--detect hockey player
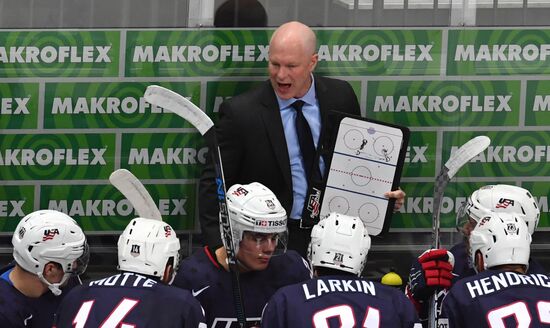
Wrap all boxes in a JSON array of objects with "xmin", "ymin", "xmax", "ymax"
[
  {"xmin": 0, "ymin": 209, "xmax": 89, "ymax": 328},
  {"xmin": 54, "ymin": 217, "xmax": 206, "ymax": 328},
  {"xmin": 451, "ymin": 184, "xmax": 542, "ymax": 279},
  {"xmin": 261, "ymin": 212, "xmax": 421, "ymax": 328},
  {"xmin": 440, "ymin": 211, "xmax": 549, "ymax": 327},
  {"xmin": 173, "ymin": 182, "xmax": 312, "ymax": 327},
  {"xmin": 406, "ymin": 184, "xmax": 544, "ymax": 322}
]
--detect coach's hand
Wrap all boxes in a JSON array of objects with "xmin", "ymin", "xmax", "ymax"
[
  {"xmin": 384, "ymin": 187, "xmax": 406, "ymax": 211},
  {"xmin": 406, "ymin": 249, "xmax": 454, "ymax": 304}
]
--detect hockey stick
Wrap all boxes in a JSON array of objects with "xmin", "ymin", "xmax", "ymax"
[
  {"xmin": 428, "ymin": 135, "xmax": 490, "ymax": 328},
  {"xmin": 144, "ymin": 85, "xmax": 247, "ymax": 328},
  {"xmin": 431, "ymin": 135, "xmax": 490, "ymax": 249},
  {"xmin": 109, "ymin": 169, "xmax": 163, "ymax": 221}
]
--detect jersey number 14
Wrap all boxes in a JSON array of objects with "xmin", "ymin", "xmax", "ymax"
[{"xmin": 73, "ymin": 298, "xmax": 139, "ymax": 328}]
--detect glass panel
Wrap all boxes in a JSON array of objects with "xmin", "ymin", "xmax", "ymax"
[
  {"xmin": 333, "ymin": 0, "xmax": 374, "ymax": 9},
  {"xmin": 1, "ymin": 0, "xmax": 549, "ymax": 285},
  {"xmin": 384, "ymin": 0, "xmax": 405, "ymax": 9},
  {"xmin": 409, "ymin": 0, "xmax": 435, "ymax": 9},
  {"xmin": 528, "ymin": 0, "xmax": 550, "ymax": 7},
  {"xmin": 498, "ymin": 0, "xmax": 523, "ymax": 7}
]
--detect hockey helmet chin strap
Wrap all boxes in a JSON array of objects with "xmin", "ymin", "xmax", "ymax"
[{"xmin": 37, "ymin": 271, "xmax": 72, "ymax": 296}]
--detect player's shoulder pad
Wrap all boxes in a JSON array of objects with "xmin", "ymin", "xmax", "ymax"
[
  {"xmin": 276, "ymin": 250, "xmax": 312, "ymax": 275},
  {"xmin": 177, "ymin": 249, "xmax": 211, "ymax": 276},
  {"xmin": 446, "ymin": 269, "xmax": 490, "ymax": 297},
  {"xmin": 367, "ymin": 280, "xmax": 410, "ymax": 301},
  {"xmin": 58, "ymin": 283, "xmax": 89, "ymax": 304},
  {"xmin": 174, "ymin": 249, "xmax": 220, "ymax": 288},
  {"xmin": 156, "ymin": 283, "xmax": 198, "ymax": 302}
]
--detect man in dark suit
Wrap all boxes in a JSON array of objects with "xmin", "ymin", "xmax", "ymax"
[{"xmin": 199, "ymin": 21, "xmax": 405, "ymax": 258}]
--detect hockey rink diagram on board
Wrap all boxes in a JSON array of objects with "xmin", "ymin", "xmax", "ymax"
[{"xmin": 320, "ymin": 117, "xmax": 406, "ymax": 235}]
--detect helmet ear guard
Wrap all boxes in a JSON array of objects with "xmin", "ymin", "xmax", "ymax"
[
  {"xmin": 457, "ymin": 184, "xmax": 540, "ymax": 235},
  {"xmin": 224, "ymin": 182, "xmax": 288, "ymax": 256},
  {"xmin": 118, "ymin": 218, "xmax": 180, "ymax": 279},
  {"xmin": 308, "ymin": 212, "xmax": 371, "ymax": 276},
  {"xmin": 469, "ymin": 212, "xmax": 531, "ymax": 272},
  {"xmin": 12, "ymin": 210, "xmax": 88, "ymax": 295}
]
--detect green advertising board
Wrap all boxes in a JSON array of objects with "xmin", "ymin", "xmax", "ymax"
[
  {"xmin": 0, "ymin": 83, "xmax": 39, "ymax": 129},
  {"xmin": 525, "ymin": 80, "xmax": 550, "ymax": 126},
  {"xmin": 443, "ymin": 130, "xmax": 550, "ymax": 178},
  {"xmin": 447, "ymin": 29, "xmax": 550, "ymax": 75},
  {"xmin": 0, "ymin": 133, "xmax": 115, "ymax": 180},
  {"xmin": 44, "ymin": 82, "xmax": 200, "ymax": 129},
  {"xmin": 1, "ymin": 27, "xmax": 550, "ymax": 234},
  {"xmin": 40, "ymin": 183, "xmax": 197, "ymax": 231},
  {"xmin": 0, "ymin": 186, "xmax": 34, "ymax": 231},
  {"xmin": 0, "ymin": 31, "xmax": 119, "ymax": 77},
  {"xmin": 366, "ymin": 80, "xmax": 520, "ymax": 127},
  {"xmin": 126, "ymin": 29, "xmax": 442, "ymax": 77},
  {"xmin": 120, "ymin": 132, "xmax": 207, "ymax": 180}
]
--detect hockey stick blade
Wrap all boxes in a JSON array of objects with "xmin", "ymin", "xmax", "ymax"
[
  {"xmin": 144, "ymin": 85, "xmax": 213, "ymax": 136},
  {"xmin": 109, "ymin": 169, "xmax": 163, "ymax": 221},
  {"xmin": 444, "ymin": 135, "xmax": 491, "ymax": 179}
]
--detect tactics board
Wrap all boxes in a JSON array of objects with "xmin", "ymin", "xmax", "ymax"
[{"xmin": 319, "ymin": 116, "xmax": 409, "ymax": 235}]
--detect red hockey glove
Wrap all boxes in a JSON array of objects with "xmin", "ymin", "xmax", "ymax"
[{"xmin": 407, "ymin": 249, "xmax": 455, "ymax": 305}]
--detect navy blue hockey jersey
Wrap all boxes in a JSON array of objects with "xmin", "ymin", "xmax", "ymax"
[
  {"xmin": 441, "ymin": 269, "xmax": 550, "ymax": 327},
  {"xmin": 414, "ymin": 243, "xmax": 547, "ymax": 327},
  {"xmin": 173, "ymin": 247, "xmax": 311, "ymax": 328},
  {"xmin": 0, "ymin": 277, "xmax": 36, "ymax": 328},
  {"xmin": 262, "ymin": 275, "xmax": 422, "ymax": 328},
  {"xmin": 0, "ymin": 263, "xmax": 79, "ymax": 328},
  {"xmin": 54, "ymin": 272, "xmax": 206, "ymax": 328}
]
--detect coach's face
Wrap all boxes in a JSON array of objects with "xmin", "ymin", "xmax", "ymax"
[{"xmin": 268, "ymin": 38, "xmax": 317, "ymax": 100}]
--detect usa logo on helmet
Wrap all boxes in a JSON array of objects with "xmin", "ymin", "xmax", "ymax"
[
  {"xmin": 43, "ymin": 229, "xmax": 59, "ymax": 241},
  {"xmin": 496, "ymin": 198, "xmax": 515, "ymax": 209},
  {"xmin": 478, "ymin": 216, "xmax": 491, "ymax": 227},
  {"xmin": 232, "ymin": 187, "xmax": 249, "ymax": 197}
]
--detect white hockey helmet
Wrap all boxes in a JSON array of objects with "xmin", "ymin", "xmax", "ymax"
[
  {"xmin": 308, "ymin": 212, "xmax": 371, "ymax": 276},
  {"xmin": 118, "ymin": 217, "xmax": 180, "ymax": 279},
  {"xmin": 12, "ymin": 209, "xmax": 88, "ymax": 296},
  {"xmin": 469, "ymin": 212, "xmax": 531, "ymax": 272},
  {"xmin": 225, "ymin": 182, "xmax": 288, "ymax": 256},
  {"xmin": 459, "ymin": 184, "xmax": 540, "ymax": 235}
]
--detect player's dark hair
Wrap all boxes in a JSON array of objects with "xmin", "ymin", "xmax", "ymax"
[
  {"xmin": 166, "ymin": 256, "xmax": 174, "ymax": 269},
  {"xmin": 315, "ymin": 266, "xmax": 356, "ymax": 277}
]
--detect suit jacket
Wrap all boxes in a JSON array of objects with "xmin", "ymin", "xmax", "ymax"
[{"xmin": 198, "ymin": 75, "xmax": 361, "ymax": 248}]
